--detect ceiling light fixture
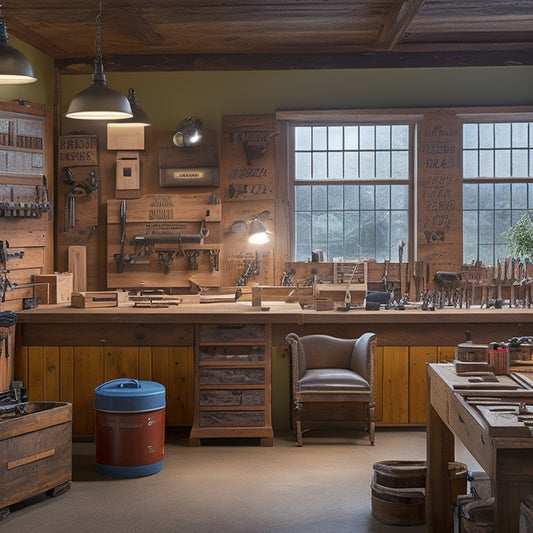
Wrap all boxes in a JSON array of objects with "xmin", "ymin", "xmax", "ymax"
[
  {"xmin": 65, "ymin": 0, "xmax": 132, "ymax": 120},
  {"xmin": 0, "ymin": 5, "xmax": 36, "ymax": 84},
  {"xmin": 173, "ymin": 117, "xmax": 203, "ymax": 148},
  {"xmin": 109, "ymin": 88, "xmax": 151, "ymax": 126}
]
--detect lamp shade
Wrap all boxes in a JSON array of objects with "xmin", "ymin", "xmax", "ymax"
[
  {"xmin": 248, "ymin": 219, "xmax": 270, "ymax": 245},
  {"xmin": 66, "ymin": 62, "xmax": 133, "ymax": 120},
  {"xmin": 0, "ymin": 8, "xmax": 36, "ymax": 84},
  {"xmin": 114, "ymin": 87, "xmax": 150, "ymax": 126}
]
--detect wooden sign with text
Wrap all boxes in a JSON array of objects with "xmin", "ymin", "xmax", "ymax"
[{"xmin": 417, "ymin": 111, "xmax": 462, "ymax": 269}]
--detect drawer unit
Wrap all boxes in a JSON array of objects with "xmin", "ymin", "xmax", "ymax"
[{"xmin": 190, "ymin": 323, "xmax": 273, "ymax": 446}]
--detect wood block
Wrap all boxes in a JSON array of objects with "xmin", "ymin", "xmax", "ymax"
[
  {"xmin": 34, "ymin": 273, "xmax": 73, "ymax": 304},
  {"xmin": 68, "ymin": 245, "xmax": 87, "ymax": 293}
]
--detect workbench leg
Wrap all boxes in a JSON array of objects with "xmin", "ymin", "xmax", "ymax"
[{"xmin": 426, "ymin": 381, "xmax": 455, "ymax": 532}]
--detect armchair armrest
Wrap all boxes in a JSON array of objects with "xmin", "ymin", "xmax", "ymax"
[{"xmin": 350, "ymin": 332, "xmax": 377, "ymax": 386}]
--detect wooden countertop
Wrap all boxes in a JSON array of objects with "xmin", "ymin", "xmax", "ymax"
[{"xmin": 16, "ymin": 301, "xmax": 533, "ymax": 325}]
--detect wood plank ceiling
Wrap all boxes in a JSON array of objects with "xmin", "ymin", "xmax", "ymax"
[{"xmin": 4, "ymin": 0, "xmax": 533, "ymax": 72}]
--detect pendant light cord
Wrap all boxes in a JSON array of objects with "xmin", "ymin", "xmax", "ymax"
[
  {"xmin": 92, "ymin": 0, "xmax": 106, "ymax": 83},
  {"xmin": 95, "ymin": 0, "xmax": 102, "ymax": 63}
]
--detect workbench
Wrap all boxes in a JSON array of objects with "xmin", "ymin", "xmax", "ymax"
[
  {"xmin": 13, "ymin": 304, "xmax": 533, "ymax": 436},
  {"xmin": 426, "ymin": 363, "xmax": 533, "ymax": 533}
]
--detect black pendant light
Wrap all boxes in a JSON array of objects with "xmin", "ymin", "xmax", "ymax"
[
  {"xmin": 0, "ymin": 5, "xmax": 36, "ymax": 84},
  {"xmin": 111, "ymin": 88, "xmax": 151, "ymax": 126},
  {"xmin": 66, "ymin": 0, "xmax": 132, "ymax": 120}
]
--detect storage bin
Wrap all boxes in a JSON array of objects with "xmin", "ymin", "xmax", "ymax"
[{"xmin": 94, "ymin": 378, "xmax": 165, "ymax": 478}]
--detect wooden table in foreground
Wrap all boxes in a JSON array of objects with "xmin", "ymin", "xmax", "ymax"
[{"xmin": 426, "ymin": 363, "xmax": 533, "ymax": 532}]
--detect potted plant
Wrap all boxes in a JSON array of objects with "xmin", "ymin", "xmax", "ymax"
[{"xmin": 504, "ymin": 213, "xmax": 533, "ymax": 260}]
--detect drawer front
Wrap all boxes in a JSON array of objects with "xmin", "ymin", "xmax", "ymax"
[
  {"xmin": 199, "ymin": 410, "xmax": 265, "ymax": 427},
  {"xmin": 200, "ymin": 389, "xmax": 264, "ymax": 407},
  {"xmin": 199, "ymin": 324, "xmax": 265, "ymax": 342},
  {"xmin": 199, "ymin": 345, "xmax": 265, "ymax": 362},
  {"xmin": 200, "ymin": 368, "xmax": 265, "ymax": 385}
]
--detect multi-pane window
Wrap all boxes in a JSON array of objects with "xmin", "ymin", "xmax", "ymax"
[
  {"xmin": 463, "ymin": 122, "xmax": 533, "ymax": 265},
  {"xmin": 292, "ymin": 124, "xmax": 410, "ymax": 262}
]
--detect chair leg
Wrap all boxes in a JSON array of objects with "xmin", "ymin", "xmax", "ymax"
[
  {"xmin": 296, "ymin": 420, "xmax": 304, "ymax": 446},
  {"xmin": 368, "ymin": 404, "xmax": 375, "ymax": 445}
]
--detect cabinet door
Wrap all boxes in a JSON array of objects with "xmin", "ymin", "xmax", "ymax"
[
  {"xmin": 409, "ymin": 346, "xmax": 438, "ymax": 424},
  {"xmin": 381, "ymin": 346, "xmax": 409, "ymax": 424}
]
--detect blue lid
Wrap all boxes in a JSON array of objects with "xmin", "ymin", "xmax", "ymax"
[{"xmin": 95, "ymin": 379, "xmax": 166, "ymax": 412}]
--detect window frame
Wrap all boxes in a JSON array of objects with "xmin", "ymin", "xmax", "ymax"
[
  {"xmin": 460, "ymin": 113, "xmax": 533, "ymax": 265},
  {"xmin": 284, "ymin": 113, "xmax": 419, "ymax": 263}
]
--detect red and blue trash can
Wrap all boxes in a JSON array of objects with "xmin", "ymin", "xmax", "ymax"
[{"xmin": 94, "ymin": 378, "xmax": 166, "ymax": 478}]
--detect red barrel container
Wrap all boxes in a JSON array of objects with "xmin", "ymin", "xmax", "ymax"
[{"xmin": 94, "ymin": 378, "xmax": 166, "ymax": 478}]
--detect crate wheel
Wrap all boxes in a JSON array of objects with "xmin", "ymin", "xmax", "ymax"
[{"xmin": 0, "ymin": 507, "xmax": 10, "ymax": 521}]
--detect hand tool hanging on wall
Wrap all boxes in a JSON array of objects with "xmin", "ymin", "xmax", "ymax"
[
  {"xmin": 113, "ymin": 200, "xmax": 132, "ymax": 273},
  {"xmin": 63, "ymin": 167, "xmax": 98, "ymax": 231},
  {"xmin": 0, "ymin": 241, "xmax": 21, "ymax": 303},
  {"xmin": 0, "ymin": 176, "xmax": 52, "ymax": 218}
]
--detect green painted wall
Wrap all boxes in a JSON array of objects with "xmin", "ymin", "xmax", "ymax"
[
  {"xmin": 0, "ymin": 36, "xmax": 54, "ymax": 105},
  {"xmin": 61, "ymin": 66, "xmax": 533, "ymax": 133}
]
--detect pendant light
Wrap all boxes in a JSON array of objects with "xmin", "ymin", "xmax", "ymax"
[
  {"xmin": 66, "ymin": 0, "xmax": 132, "ymax": 120},
  {"xmin": 0, "ymin": 5, "xmax": 36, "ymax": 84},
  {"xmin": 110, "ymin": 88, "xmax": 150, "ymax": 126}
]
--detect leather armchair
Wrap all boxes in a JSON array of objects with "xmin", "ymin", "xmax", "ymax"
[{"xmin": 286, "ymin": 332, "xmax": 377, "ymax": 446}]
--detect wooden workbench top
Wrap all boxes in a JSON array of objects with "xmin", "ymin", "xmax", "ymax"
[{"xmin": 16, "ymin": 302, "xmax": 533, "ymax": 325}]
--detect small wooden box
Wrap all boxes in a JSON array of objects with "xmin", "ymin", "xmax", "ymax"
[
  {"xmin": 0, "ymin": 402, "xmax": 72, "ymax": 510},
  {"xmin": 34, "ymin": 273, "xmax": 73, "ymax": 304},
  {"xmin": 71, "ymin": 291, "xmax": 119, "ymax": 308}
]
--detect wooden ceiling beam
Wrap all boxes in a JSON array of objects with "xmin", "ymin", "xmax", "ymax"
[
  {"xmin": 376, "ymin": 0, "xmax": 428, "ymax": 51},
  {"xmin": 56, "ymin": 49, "xmax": 533, "ymax": 74}
]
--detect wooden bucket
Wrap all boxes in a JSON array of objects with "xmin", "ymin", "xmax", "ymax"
[
  {"xmin": 371, "ymin": 478, "xmax": 425, "ymax": 525},
  {"xmin": 371, "ymin": 460, "xmax": 468, "ymax": 526}
]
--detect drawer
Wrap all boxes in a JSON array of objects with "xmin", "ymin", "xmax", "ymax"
[
  {"xmin": 200, "ymin": 368, "xmax": 265, "ymax": 386},
  {"xmin": 200, "ymin": 389, "xmax": 264, "ymax": 407},
  {"xmin": 199, "ymin": 324, "xmax": 265, "ymax": 343},
  {"xmin": 199, "ymin": 410, "xmax": 265, "ymax": 427},
  {"xmin": 199, "ymin": 345, "xmax": 265, "ymax": 362}
]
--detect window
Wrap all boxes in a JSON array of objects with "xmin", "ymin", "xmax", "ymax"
[
  {"xmin": 291, "ymin": 123, "xmax": 411, "ymax": 262},
  {"xmin": 463, "ymin": 122, "xmax": 533, "ymax": 265}
]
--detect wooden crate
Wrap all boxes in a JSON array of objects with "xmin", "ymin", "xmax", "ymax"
[
  {"xmin": 34, "ymin": 273, "xmax": 73, "ymax": 304},
  {"xmin": 0, "ymin": 402, "xmax": 72, "ymax": 511}
]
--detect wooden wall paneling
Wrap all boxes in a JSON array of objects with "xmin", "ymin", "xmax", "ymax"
[
  {"xmin": 14, "ymin": 342, "xmax": 28, "ymax": 390},
  {"xmin": 271, "ymin": 345, "xmax": 291, "ymax": 431},
  {"xmin": 73, "ymin": 346, "xmax": 103, "ymax": 436},
  {"xmin": 152, "ymin": 346, "xmax": 171, "ymax": 420},
  {"xmin": 375, "ymin": 346, "xmax": 384, "ymax": 423},
  {"xmin": 220, "ymin": 200, "xmax": 275, "ymax": 286},
  {"xmin": 381, "ymin": 346, "xmax": 409, "ymax": 424},
  {"xmin": 59, "ymin": 346, "xmax": 74, "ymax": 404},
  {"xmin": 43, "ymin": 346, "xmax": 60, "ymax": 401},
  {"xmin": 55, "ymin": 135, "xmax": 99, "ymax": 290},
  {"xmin": 408, "ymin": 346, "xmax": 438, "ymax": 424},
  {"xmin": 438, "ymin": 346, "xmax": 456, "ymax": 363},
  {"xmin": 167, "ymin": 346, "xmax": 194, "ymax": 426},
  {"xmin": 417, "ymin": 111, "xmax": 463, "ymax": 272},
  {"xmin": 138, "ymin": 346, "xmax": 152, "ymax": 381},
  {"xmin": 28, "ymin": 346, "xmax": 44, "ymax": 400},
  {"xmin": 219, "ymin": 115, "xmax": 278, "ymax": 286},
  {"xmin": 103, "ymin": 346, "xmax": 140, "ymax": 381}
]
